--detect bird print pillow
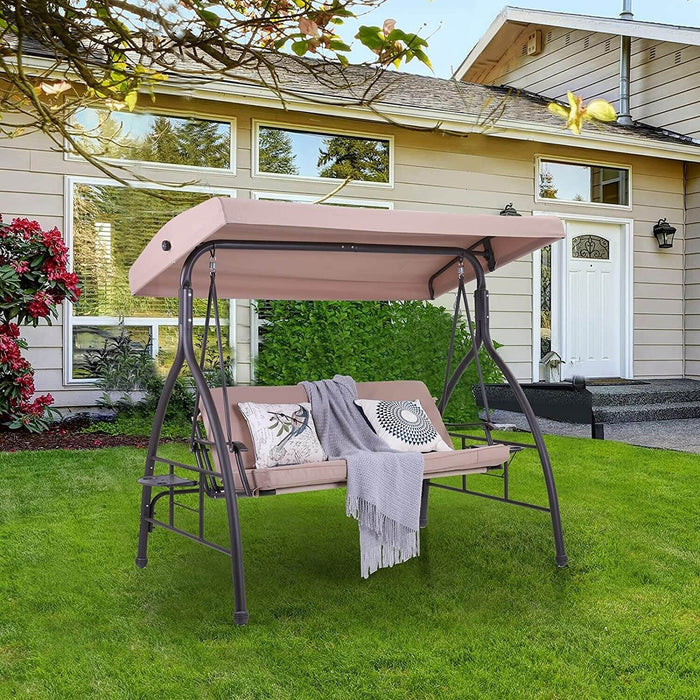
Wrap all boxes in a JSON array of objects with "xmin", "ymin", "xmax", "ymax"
[
  {"xmin": 237, "ymin": 402, "xmax": 328, "ymax": 468},
  {"xmin": 354, "ymin": 399, "xmax": 452, "ymax": 453}
]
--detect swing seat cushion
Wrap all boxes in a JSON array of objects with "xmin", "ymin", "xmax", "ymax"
[
  {"xmin": 248, "ymin": 443, "xmax": 509, "ymax": 492},
  {"xmin": 203, "ymin": 381, "xmax": 510, "ymax": 494}
]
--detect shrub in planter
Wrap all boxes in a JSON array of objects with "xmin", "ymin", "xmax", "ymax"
[{"xmin": 0, "ymin": 216, "xmax": 81, "ymax": 431}]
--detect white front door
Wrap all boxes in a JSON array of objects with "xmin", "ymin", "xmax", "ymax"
[{"xmin": 563, "ymin": 220, "xmax": 623, "ymax": 378}]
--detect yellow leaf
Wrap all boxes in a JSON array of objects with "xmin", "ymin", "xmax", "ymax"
[
  {"xmin": 124, "ymin": 90, "xmax": 138, "ymax": 112},
  {"xmin": 566, "ymin": 91, "xmax": 578, "ymax": 112},
  {"xmin": 585, "ymin": 99, "xmax": 617, "ymax": 122},
  {"xmin": 548, "ymin": 103, "xmax": 569, "ymax": 118}
]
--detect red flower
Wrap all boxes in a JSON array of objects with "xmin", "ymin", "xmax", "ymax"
[
  {"xmin": 27, "ymin": 291, "xmax": 52, "ymax": 319},
  {"xmin": 1, "ymin": 216, "xmax": 78, "ymax": 430},
  {"xmin": 0, "ymin": 323, "xmax": 20, "ymax": 338}
]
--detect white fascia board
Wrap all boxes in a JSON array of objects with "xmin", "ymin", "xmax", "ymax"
[{"xmin": 452, "ymin": 7, "xmax": 510, "ymax": 81}]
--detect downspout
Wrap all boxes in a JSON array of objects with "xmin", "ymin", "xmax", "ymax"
[{"xmin": 618, "ymin": 0, "xmax": 634, "ymax": 125}]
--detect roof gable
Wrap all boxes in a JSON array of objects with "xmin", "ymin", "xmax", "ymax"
[{"xmin": 455, "ymin": 6, "xmax": 700, "ymax": 82}]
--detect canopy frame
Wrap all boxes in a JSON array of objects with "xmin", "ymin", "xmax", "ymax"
[{"xmin": 135, "ymin": 237, "xmax": 568, "ymax": 627}]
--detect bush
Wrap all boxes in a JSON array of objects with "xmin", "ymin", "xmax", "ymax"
[
  {"xmin": 254, "ymin": 300, "xmax": 503, "ymax": 423},
  {"xmin": 0, "ymin": 216, "xmax": 81, "ymax": 431},
  {"xmin": 87, "ymin": 326, "xmax": 195, "ymax": 427},
  {"xmin": 86, "ymin": 324, "xmax": 235, "ymax": 435}
]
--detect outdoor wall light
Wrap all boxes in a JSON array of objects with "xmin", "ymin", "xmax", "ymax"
[
  {"xmin": 653, "ymin": 218, "xmax": 676, "ymax": 249},
  {"xmin": 499, "ymin": 203, "xmax": 521, "ymax": 216}
]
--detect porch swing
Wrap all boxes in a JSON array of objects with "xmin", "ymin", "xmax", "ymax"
[{"xmin": 129, "ymin": 197, "xmax": 568, "ymax": 626}]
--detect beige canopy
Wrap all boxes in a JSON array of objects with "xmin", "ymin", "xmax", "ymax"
[{"xmin": 129, "ymin": 198, "xmax": 564, "ymax": 300}]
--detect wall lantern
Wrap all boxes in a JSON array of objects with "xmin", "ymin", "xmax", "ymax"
[
  {"xmin": 653, "ymin": 218, "xmax": 676, "ymax": 249},
  {"xmin": 499, "ymin": 203, "xmax": 521, "ymax": 216}
]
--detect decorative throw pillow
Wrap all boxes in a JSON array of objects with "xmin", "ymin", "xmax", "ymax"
[
  {"xmin": 354, "ymin": 399, "xmax": 452, "ymax": 453},
  {"xmin": 238, "ymin": 402, "xmax": 328, "ymax": 468}
]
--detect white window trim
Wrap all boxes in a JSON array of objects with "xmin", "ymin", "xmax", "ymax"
[
  {"xmin": 532, "ymin": 211, "xmax": 634, "ymax": 381},
  {"xmin": 534, "ymin": 154, "xmax": 633, "ymax": 210},
  {"xmin": 64, "ymin": 107, "xmax": 237, "ymax": 175},
  {"xmin": 63, "ymin": 175, "xmax": 236, "ymax": 385},
  {"xmin": 252, "ymin": 119, "xmax": 394, "ymax": 188},
  {"xmin": 250, "ymin": 190, "xmax": 394, "ymax": 209}
]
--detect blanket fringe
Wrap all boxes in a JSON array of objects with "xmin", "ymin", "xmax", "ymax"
[{"xmin": 347, "ymin": 495, "xmax": 420, "ymax": 578}]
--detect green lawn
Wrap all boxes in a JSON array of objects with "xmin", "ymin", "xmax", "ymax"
[{"xmin": 0, "ymin": 436, "xmax": 698, "ymax": 699}]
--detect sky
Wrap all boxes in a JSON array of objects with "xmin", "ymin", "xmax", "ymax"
[{"xmin": 344, "ymin": 0, "xmax": 700, "ymax": 78}]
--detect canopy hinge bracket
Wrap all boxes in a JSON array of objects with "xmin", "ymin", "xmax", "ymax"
[{"xmin": 468, "ymin": 237, "xmax": 496, "ymax": 272}]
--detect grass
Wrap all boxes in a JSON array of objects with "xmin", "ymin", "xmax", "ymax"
[{"xmin": 0, "ymin": 435, "xmax": 698, "ymax": 698}]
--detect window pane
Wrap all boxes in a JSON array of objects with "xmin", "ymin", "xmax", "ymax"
[
  {"xmin": 72, "ymin": 183, "xmax": 227, "ymax": 319},
  {"xmin": 72, "ymin": 325, "xmax": 150, "ymax": 380},
  {"xmin": 571, "ymin": 235, "xmax": 610, "ymax": 260},
  {"xmin": 539, "ymin": 160, "xmax": 629, "ymax": 205},
  {"xmin": 257, "ymin": 126, "xmax": 390, "ymax": 183},
  {"xmin": 73, "ymin": 109, "xmax": 232, "ymax": 169}
]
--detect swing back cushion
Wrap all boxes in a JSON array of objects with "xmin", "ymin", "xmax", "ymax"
[{"xmin": 202, "ymin": 380, "xmax": 510, "ymax": 494}]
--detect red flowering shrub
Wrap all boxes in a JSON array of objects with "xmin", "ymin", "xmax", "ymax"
[{"xmin": 0, "ymin": 216, "xmax": 81, "ymax": 431}]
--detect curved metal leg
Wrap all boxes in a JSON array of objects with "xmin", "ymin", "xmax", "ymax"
[
  {"xmin": 437, "ymin": 258, "xmax": 568, "ymax": 569},
  {"xmin": 180, "ymin": 287, "xmax": 249, "ymax": 625},
  {"xmin": 478, "ymin": 288, "xmax": 568, "ymax": 567},
  {"xmin": 135, "ymin": 341, "xmax": 185, "ymax": 569}
]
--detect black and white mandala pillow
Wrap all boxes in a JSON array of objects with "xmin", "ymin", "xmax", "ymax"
[{"xmin": 354, "ymin": 399, "xmax": 452, "ymax": 453}]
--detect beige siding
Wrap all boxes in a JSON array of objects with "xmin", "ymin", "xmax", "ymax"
[
  {"xmin": 686, "ymin": 163, "xmax": 700, "ymax": 378},
  {"xmin": 480, "ymin": 25, "xmax": 700, "ymax": 138},
  {"xmin": 0, "ymin": 96, "xmax": 689, "ymax": 410},
  {"xmin": 235, "ymin": 299, "xmax": 253, "ymax": 385}
]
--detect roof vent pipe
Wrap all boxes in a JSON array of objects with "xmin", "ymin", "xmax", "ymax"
[{"xmin": 618, "ymin": 0, "xmax": 633, "ymax": 125}]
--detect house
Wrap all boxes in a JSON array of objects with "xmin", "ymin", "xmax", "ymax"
[{"xmin": 2, "ymin": 6, "xmax": 699, "ymax": 412}]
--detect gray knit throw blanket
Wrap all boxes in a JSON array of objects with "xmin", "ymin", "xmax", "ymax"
[{"xmin": 301, "ymin": 375, "xmax": 424, "ymax": 578}]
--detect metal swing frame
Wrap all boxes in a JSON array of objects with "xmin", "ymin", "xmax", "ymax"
[{"xmin": 135, "ymin": 237, "xmax": 568, "ymax": 626}]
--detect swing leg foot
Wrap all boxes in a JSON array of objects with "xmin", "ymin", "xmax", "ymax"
[
  {"xmin": 556, "ymin": 553, "xmax": 569, "ymax": 568},
  {"xmin": 135, "ymin": 556, "xmax": 148, "ymax": 569},
  {"xmin": 233, "ymin": 610, "xmax": 249, "ymax": 626}
]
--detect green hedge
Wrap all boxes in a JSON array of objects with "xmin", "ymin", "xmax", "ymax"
[{"xmin": 254, "ymin": 301, "xmax": 503, "ymax": 423}]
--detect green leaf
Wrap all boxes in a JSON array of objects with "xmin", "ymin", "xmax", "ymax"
[
  {"xmin": 355, "ymin": 26, "xmax": 385, "ymax": 51},
  {"xmin": 198, "ymin": 9, "xmax": 220, "ymax": 28},
  {"xmin": 328, "ymin": 40, "xmax": 352, "ymax": 53},
  {"xmin": 291, "ymin": 40, "xmax": 309, "ymax": 57}
]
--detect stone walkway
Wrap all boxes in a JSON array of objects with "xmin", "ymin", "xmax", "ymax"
[{"xmin": 490, "ymin": 409, "xmax": 700, "ymax": 455}]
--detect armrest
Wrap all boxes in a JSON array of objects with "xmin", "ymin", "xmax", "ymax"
[{"xmin": 228, "ymin": 441, "xmax": 249, "ymax": 453}]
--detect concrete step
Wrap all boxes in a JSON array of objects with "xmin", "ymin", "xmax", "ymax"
[
  {"xmin": 594, "ymin": 401, "xmax": 700, "ymax": 423},
  {"xmin": 591, "ymin": 387, "xmax": 700, "ymax": 407}
]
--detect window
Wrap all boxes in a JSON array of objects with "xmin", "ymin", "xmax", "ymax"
[
  {"xmin": 571, "ymin": 234, "xmax": 610, "ymax": 260},
  {"xmin": 538, "ymin": 159, "xmax": 629, "ymax": 206},
  {"xmin": 71, "ymin": 109, "xmax": 234, "ymax": 170},
  {"xmin": 67, "ymin": 179, "xmax": 234, "ymax": 382},
  {"xmin": 255, "ymin": 123, "xmax": 392, "ymax": 184}
]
